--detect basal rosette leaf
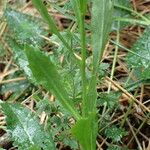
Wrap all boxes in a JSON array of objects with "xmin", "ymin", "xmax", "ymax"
[
  {"xmin": 1, "ymin": 103, "xmax": 55, "ymax": 150},
  {"xmin": 4, "ymin": 9, "xmax": 44, "ymax": 45},
  {"xmin": 126, "ymin": 26, "xmax": 150, "ymax": 79}
]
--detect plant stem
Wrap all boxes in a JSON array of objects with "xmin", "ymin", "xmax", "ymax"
[
  {"xmin": 73, "ymin": 1, "xmax": 88, "ymax": 116},
  {"xmin": 80, "ymin": 15, "xmax": 87, "ymax": 117}
]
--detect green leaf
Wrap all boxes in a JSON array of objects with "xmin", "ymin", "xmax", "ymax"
[
  {"xmin": 98, "ymin": 63, "xmax": 110, "ymax": 79},
  {"xmin": 7, "ymin": 40, "xmax": 35, "ymax": 82},
  {"xmin": 36, "ymin": 99, "xmax": 52, "ymax": 114},
  {"xmin": 1, "ymin": 80, "xmax": 30, "ymax": 94},
  {"xmin": 29, "ymin": 145, "xmax": 41, "ymax": 150},
  {"xmin": 25, "ymin": 45, "xmax": 80, "ymax": 119},
  {"xmin": 107, "ymin": 145, "xmax": 122, "ymax": 150},
  {"xmin": 71, "ymin": 112, "xmax": 97, "ymax": 150},
  {"xmin": 105, "ymin": 126, "xmax": 127, "ymax": 142},
  {"xmin": 71, "ymin": 0, "xmax": 88, "ymax": 22},
  {"xmin": 32, "ymin": 0, "xmax": 76, "ymax": 61},
  {"xmin": 113, "ymin": 0, "xmax": 132, "ymax": 30},
  {"xmin": 126, "ymin": 26, "xmax": 150, "ymax": 79},
  {"xmin": 1, "ymin": 103, "xmax": 55, "ymax": 150},
  {"xmin": 4, "ymin": 9, "xmax": 44, "ymax": 45},
  {"xmin": 51, "ymin": 2, "xmax": 75, "ymax": 21},
  {"xmin": 98, "ymin": 92, "xmax": 121, "ymax": 109},
  {"xmin": 85, "ymin": 0, "xmax": 113, "ymax": 115},
  {"xmin": 31, "ymin": 0, "xmax": 58, "ymax": 35},
  {"xmin": 63, "ymin": 138, "xmax": 78, "ymax": 150},
  {"xmin": 92, "ymin": 0, "xmax": 113, "ymax": 69}
]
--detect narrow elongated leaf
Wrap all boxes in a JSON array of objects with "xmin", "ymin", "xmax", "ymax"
[
  {"xmin": 71, "ymin": 0, "xmax": 88, "ymax": 118},
  {"xmin": 71, "ymin": 112, "xmax": 97, "ymax": 150},
  {"xmin": 92, "ymin": 0, "xmax": 113, "ymax": 69},
  {"xmin": 80, "ymin": 0, "xmax": 88, "ymax": 16},
  {"xmin": 32, "ymin": 0, "xmax": 76, "ymax": 60},
  {"xmin": 25, "ymin": 45, "xmax": 80, "ymax": 119},
  {"xmin": 1, "ymin": 103, "xmax": 55, "ymax": 150},
  {"xmin": 31, "ymin": 0, "xmax": 58, "ymax": 35},
  {"xmin": 84, "ymin": 0, "xmax": 113, "ymax": 115},
  {"xmin": 71, "ymin": 0, "xmax": 81, "ymax": 24}
]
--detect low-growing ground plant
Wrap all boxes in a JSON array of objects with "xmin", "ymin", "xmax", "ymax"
[
  {"xmin": 23, "ymin": 0, "xmax": 113, "ymax": 149},
  {"xmin": 0, "ymin": 0, "xmax": 113, "ymax": 149},
  {"xmin": 0, "ymin": 0, "xmax": 150, "ymax": 150}
]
